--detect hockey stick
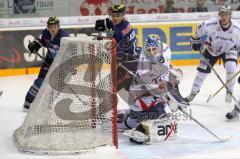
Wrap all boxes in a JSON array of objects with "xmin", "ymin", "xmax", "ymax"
[
  {"xmin": 118, "ymin": 63, "xmax": 228, "ymax": 142},
  {"xmin": 198, "ymin": 49, "xmax": 238, "ymax": 103},
  {"xmin": 178, "ymin": 107, "xmax": 228, "ymax": 142},
  {"xmin": 33, "ymin": 51, "xmax": 89, "ymax": 105},
  {"xmin": 207, "ymin": 69, "xmax": 240, "ymax": 103}
]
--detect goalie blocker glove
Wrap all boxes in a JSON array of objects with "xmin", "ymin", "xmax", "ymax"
[
  {"xmin": 95, "ymin": 18, "xmax": 114, "ymax": 32},
  {"xmin": 28, "ymin": 39, "xmax": 42, "ymax": 54},
  {"xmin": 190, "ymin": 36, "xmax": 201, "ymax": 51}
]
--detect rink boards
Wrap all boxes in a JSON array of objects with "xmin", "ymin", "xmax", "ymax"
[{"xmin": 0, "ymin": 21, "xmax": 215, "ymax": 76}]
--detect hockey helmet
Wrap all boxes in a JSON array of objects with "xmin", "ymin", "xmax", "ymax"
[
  {"xmin": 109, "ymin": 3, "xmax": 126, "ymax": 16},
  {"xmin": 144, "ymin": 36, "xmax": 161, "ymax": 57},
  {"xmin": 218, "ymin": 5, "xmax": 232, "ymax": 15},
  {"xmin": 47, "ymin": 16, "xmax": 60, "ymax": 26}
]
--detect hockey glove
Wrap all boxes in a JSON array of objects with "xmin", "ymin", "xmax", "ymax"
[
  {"xmin": 95, "ymin": 18, "xmax": 114, "ymax": 32},
  {"xmin": 105, "ymin": 18, "xmax": 114, "ymax": 30},
  {"xmin": 169, "ymin": 68, "xmax": 183, "ymax": 84},
  {"xmin": 28, "ymin": 39, "xmax": 42, "ymax": 54},
  {"xmin": 190, "ymin": 36, "xmax": 201, "ymax": 51},
  {"xmin": 95, "ymin": 19, "xmax": 106, "ymax": 32}
]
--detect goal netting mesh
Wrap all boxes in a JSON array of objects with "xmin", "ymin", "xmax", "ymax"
[{"xmin": 13, "ymin": 36, "xmax": 118, "ymax": 154}]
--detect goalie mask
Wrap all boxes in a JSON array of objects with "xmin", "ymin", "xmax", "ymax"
[{"xmin": 144, "ymin": 36, "xmax": 162, "ymax": 59}]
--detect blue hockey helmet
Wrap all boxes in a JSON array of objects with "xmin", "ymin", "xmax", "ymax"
[{"xmin": 144, "ymin": 36, "xmax": 161, "ymax": 57}]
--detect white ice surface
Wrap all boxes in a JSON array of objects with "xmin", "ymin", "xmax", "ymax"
[{"xmin": 1, "ymin": 65, "xmax": 240, "ymax": 159}]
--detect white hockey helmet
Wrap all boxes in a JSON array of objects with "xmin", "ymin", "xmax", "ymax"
[
  {"xmin": 218, "ymin": 5, "xmax": 232, "ymax": 15},
  {"xmin": 144, "ymin": 36, "xmax": 162, "ymax": 57}
]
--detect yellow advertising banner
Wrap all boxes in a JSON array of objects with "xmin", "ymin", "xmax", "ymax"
[{"xmin": 132, "ymin": 22, "xmax": 202, "ymax": 65}]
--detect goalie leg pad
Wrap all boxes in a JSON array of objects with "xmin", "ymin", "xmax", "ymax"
[
  {"xmin": 141, "ymin": 113, "xmax": 178, "ymax": 143},
  {"xmin": 123, "ymin": 113, "xmax": 179, "ymax": 144}
]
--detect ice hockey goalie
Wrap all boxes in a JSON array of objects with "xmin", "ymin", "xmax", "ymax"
[{"xmin": 118, "ymin": 36, "xmax": 188, "ymax": 144}]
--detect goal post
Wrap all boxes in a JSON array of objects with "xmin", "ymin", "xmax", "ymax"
[{"xmin": 13, "ymin": 36, "xmax": 118, "ymax": 154}]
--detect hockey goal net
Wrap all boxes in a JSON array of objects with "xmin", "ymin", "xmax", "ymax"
[{"xmin": 13, "ymin": 36, "xmax": 118, "ymax": 154}]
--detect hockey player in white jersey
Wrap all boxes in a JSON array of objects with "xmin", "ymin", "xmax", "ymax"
[
  {"xmin": 118, "ymin": 36, "xmax": 188, "ymax": 144},
  {"xmin": 185, "ymin": 5, "xmax": 240, "ymax": 105}
]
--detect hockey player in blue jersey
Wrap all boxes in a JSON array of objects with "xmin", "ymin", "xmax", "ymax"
[
  {"xmin": 23, "ymin": 17, "xmax": 69, "ymax": 111},
  {"xmin": 95, "ymin": 3, "xmax": 140, "ymax": 56},
  {"xmin": 95, "ymin": 3, "xmax": 141, "ymax": 91}
]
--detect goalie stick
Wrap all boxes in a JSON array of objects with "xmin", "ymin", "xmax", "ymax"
[
  {"xmin": 207, "ymin": 69, "xmax": 240, "ymax": 103},
  {"xmin": 119, "ymin": 63, "xmax": 228, "ymax": 142},
  {"xmin": 198, "ymin": 49, "xmax": 238, "ymax": 103}
]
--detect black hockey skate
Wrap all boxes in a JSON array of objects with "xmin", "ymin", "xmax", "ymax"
[
  {"xmin": 226, "ymin": 105, "xmax": 240, "ymax": 120},
  {"xmin": 23, "ymin": 101, "xmax": 31, "ymax": 112}
]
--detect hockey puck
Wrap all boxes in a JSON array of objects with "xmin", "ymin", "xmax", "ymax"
[
  {"xmin": 221, "ymin": 136, "xmax": 230, "ymax": 142},
  {"xmin": 238, "ymin": 76, "xmax": 240, "ymax": 84}
]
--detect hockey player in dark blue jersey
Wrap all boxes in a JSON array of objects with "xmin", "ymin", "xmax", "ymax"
[
  {"xmin": 95, "ymin": 3, "xmax": 141, "ymax": 91},
  {"xmin": 95, "ymin": 3, "xmax": 140, "ymax": 57},
  {"xmin": 23, "ymin": 17, "xmax": 69, "ymax": 111}
]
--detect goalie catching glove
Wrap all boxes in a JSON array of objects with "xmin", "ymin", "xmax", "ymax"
[
  {"xmin": 28, "ymin": 39, "xmax": 42, "ymax": 54},
  {"xmin": 169, "ymin": 68, "xmax": 183, "ymax": 84},
  {"xmin": 95, "ymin": 18, "xmax": 114, "ymax": 32}
]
